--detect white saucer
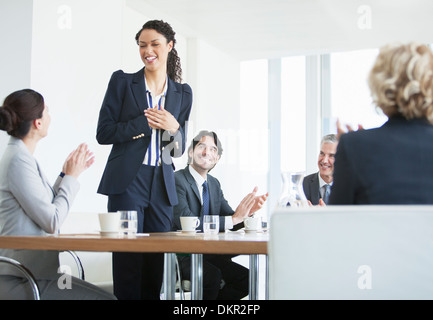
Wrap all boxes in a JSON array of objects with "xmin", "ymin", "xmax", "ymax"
[
  {"xmin": 177, "ymin": 230, "xmax": 198, "ymax": 234},
  {"xmin": 99, "ymin": 231, "xmax": 119, "ymax": 237}
]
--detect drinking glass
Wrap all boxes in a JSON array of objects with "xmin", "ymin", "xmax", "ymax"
[
  {"xmin": 203, "ymin": 215, "xmax": 219, "ymax": 234},
  {"xmin": 118, "ymin": 210, "xmax": 138, "ymax": 237}
]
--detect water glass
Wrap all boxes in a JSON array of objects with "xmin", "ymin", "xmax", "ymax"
[
  {"xmin": 203, "ymin": 215, "xmax": 219, "ymax": 234},
  {"xmin": 118, "ymin": 210, "xmax": 138, "ymax": 237}
]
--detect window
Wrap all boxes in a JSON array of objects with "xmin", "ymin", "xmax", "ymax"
[
  {"xmin": 329, "ymin": 49, "xmax": 387, "ymax": 131},
  {"xmin": 239, "ymin": 59, "xmax": 268, "ymax": 173},
  {"xmin": 281, "ymin": 56, "xmax": 306, "ymax": 172}
]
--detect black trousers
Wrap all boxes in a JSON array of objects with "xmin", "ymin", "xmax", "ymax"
[
  {"xmin": 177, "ymin": 254, "xmax": 249, "ymax": 300},
  {"xmin": 108, "ymin": 165, "xmax": 173, "ymax": 300}
]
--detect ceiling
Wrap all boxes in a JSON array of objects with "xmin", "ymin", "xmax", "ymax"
[{"xmin": 127, "ymin": 0, "xmax": 433, "ymax": 60}]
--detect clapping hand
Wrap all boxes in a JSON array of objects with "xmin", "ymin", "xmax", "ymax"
[
  {"xmin": 308, "ymin": 199, "xmax": 327, "ymax": 207},
  {"xmin": 250, "ymin": 190, "xmax": 269, "ymax": 214},
  {"xmin": 232, "ymin": 187, "xmax": 258, "ymax": 225},
  {"xmin": 232, "ymin": 187, "xmax": 269, "ymax": 225},
  {"xmin": 336, "ymin": 118, "xmax": 364, "ymax": 139},
  {"xmin": 62, "ymin": 143, "xmax": 95, "ymax": 178}
]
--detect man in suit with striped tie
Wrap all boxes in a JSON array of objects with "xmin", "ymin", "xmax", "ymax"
[
  {"xmin": 302, "ymin": 134, "xmax": 338, "ymax": 206},
  {"xmin": 172, "ymin": 130, "xmax": 268, "ymax": 300}
]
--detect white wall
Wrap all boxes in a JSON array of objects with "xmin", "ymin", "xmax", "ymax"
[
  {"xmin": 29, "ymin": 0, "xmax": 124, "ymax": 214},
  {"xmin": 186, "ymin": 39, "xmax": 243, "ymax": 204},
  {"xmin": 0, "ymin": 0, "xmax": 33, "ymax": 158}
]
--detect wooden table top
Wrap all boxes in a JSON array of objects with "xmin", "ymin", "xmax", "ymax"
[{"xmin": 0, "ymin": 231, "xmax": 268, "ymax": 255}]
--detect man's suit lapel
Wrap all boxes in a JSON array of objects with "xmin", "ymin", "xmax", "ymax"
[
  {"xmin": 184, "ymin": 167, "xmax": 201, "ymax": 203},
  {"xmin": 311, "ymin": 173, "xmax": 320, "ymax": 204},
  {"xmin": 183, "ymin": 167, "xmax": 218, "ymax": 216}
]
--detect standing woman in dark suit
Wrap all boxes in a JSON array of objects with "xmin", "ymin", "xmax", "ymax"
[
  {"xmin": 330, "ymin": 42, "xmax": 433, "ymax": 205},
  {"xmin": 96, "ymin": 20, "xmax": 193, "ymax": 300}
]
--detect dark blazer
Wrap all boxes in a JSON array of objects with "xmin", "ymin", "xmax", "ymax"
[
  {"xmin": 302, "ymin": 172, "xmax": 321, "ymax": 205},
  {"xmin": 329, "ymin": 116, "xmax": 433, "ymax": 205},
  {"xmin": 96, "ymin": 68, "xmax": 192, "ymax": 206},
  {"xmin": 173, "ymin": 166, "xmax": 242, "ymax": 232}
]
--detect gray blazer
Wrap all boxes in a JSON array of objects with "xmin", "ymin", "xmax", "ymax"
[
  {"xmin": 173, "ymin": 166, "xmax": 243, "ymax": 232},
  {"xmin": 0, "ymin": 137, "xmax": 79, "ymax": 279}
]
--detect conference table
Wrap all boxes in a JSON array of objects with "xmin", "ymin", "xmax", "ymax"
[{"xmin": 0, "ymin": 230, "xmax": 268, "ymax": 300}]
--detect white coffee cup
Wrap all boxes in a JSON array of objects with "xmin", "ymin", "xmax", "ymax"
[
  {"xmin": 180, "ymin": 216, "xmax": 200, "ymax": 231},
  {"xmin": 98, "ymin": 212, "xmax": 121, "ymax": 232},
  {"xmin": 244, "ymin": 216, "xmax": 261, "ymax": 231}
]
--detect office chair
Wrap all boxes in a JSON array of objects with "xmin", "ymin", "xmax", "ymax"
[
  {"xmin": 0, "ymin": 256, "xmax": 41, "ymax": 300},
  {"xmin": 270, "ymin": 205, "xmax": 433, "ymax": 299},
  {"xmin": 63, "ymin": 250, "xmax": 85, "ymax": 280}
]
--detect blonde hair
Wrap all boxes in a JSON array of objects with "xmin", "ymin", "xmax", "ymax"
[{"xmin": 368, "ymin": 42, "xmax": 433, "ymax": 124}]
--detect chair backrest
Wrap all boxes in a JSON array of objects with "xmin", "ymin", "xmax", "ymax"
[
  {"xmin": 0, "ymin": 256, "xmax": 40, "ymax": 300},
  {"xmin": 60, "ymin": 212, "xmax": 113, "ymax": 289},
  {"xmin": 59, "ymin": 251, "xmax": 85, "ymax": 280},
  {"xmin": 269, "ymin": 205, "xmax": 433, "ymax": 300}
]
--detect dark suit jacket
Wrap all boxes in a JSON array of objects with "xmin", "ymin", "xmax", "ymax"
[
  {"xmin": 96, "ymin": 68, "xmax": 192, "ymax": 206},
  {"xmin": 302, "ymin": 172, "xmax": 321, "ymax": 205},
  {"xmin": 173, "ymin": 166, "xmax": 243, "ymax": 232},
  {"xmin": 329, "ymin": 116, "xmax": 433, "ymax": 204}
]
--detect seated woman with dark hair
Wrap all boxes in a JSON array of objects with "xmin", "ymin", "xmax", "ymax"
[{"xmin": 0, "ymin": 89, "xmax": 116, "ymax": 300}]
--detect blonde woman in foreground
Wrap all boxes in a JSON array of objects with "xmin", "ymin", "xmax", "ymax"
[{"xmin": 330, "ymin": 42, "xmax": 433, "ymax": 204}]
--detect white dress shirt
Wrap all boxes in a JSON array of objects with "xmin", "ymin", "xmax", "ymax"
[
  {"xmin": 188, "ymin": 165, "xmax": 233, "ymax": 229},
  {"xmin": 143, "ymin": 76, "xmax": 168, "ymax": 166}
]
